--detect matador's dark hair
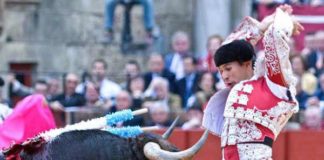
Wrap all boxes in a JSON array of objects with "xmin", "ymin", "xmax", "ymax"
[{"xmin": 214, "ymin": 40, "xmax": 255, "ymax": 67}]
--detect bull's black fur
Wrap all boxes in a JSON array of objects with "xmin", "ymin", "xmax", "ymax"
[{"xmin": 18, "ymin": 130, "xmax": 179, "ymax": 160}]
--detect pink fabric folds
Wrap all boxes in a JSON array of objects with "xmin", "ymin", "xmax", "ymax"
[{"xmin": 0, "ymin": 94, "xmax": 56, "ymax": 149}]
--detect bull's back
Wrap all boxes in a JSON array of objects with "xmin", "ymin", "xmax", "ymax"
[{"xmin": 22, "ymin": 130, "xmax": 143, "ymax": 160}]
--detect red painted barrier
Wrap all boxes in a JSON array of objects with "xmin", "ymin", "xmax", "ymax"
[
  {"xmin": 153, "ymin": 129, "xmax": 324, "ymax": 160},
  {"xmin": 187, "ymin": 130, "xmax": 221, "ymax": 160},
  {"xmin": 154, "ymin": 128, "xmax": 188, "ymax": 150},
  {"xmin": 286, "ymin": 131, "xmax": 324, "ymax": 160}
]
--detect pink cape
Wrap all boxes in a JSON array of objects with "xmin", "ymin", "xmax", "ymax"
[{"xmin": 0, "ymin": 94, "xmax": 56, "ymax": 149}]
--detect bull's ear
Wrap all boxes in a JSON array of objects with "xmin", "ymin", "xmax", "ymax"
[
  {"xmin": 156, "ymin": 139, "xmax": 179, "ymax": 152},
  {"xmin": 136, "ymin": 134, "xmax": 145, "ymax": 142},
  {"xmin": 137, "ymin": 133, "xmax": 157, "ymax": 145}
]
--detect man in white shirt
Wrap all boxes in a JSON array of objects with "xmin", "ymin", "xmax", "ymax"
[
  {"xmin": 76, "ymin": 59, "xmax": 121, "ymax": 104},
  {"xmin": 165, "ymin": 31, "xmax": 192, "ymax": 80}
]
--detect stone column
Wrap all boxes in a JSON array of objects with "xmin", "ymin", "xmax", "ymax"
[
  {"xmin": 194, "ymin": 0, "xmax": 252, "ymax": 57},
  {"xmin": 0, "ymin": 0, "xmax": 4, "ymax": 35},
  {"xmin": 231, "ymin": 0, "xmax": 252, "ymax": 29},
  {"xmin": 194, "ymin": 0, "xmax": 231, "ymax": 57}
]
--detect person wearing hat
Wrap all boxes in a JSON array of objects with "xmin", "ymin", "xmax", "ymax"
[{"xmin": 202, "ymin": 5, "xmax": 304, "ymax": 159}]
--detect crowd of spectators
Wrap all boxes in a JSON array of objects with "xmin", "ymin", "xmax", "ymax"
[
  {"xmin": 0, "ymin": 1, "xmax": 323, "ymax": 131},
  {"xmin": 0, "ymin": 31, "xmax": 225, "ymax": 130},
  {"xmin": 254, "ymin": 0, "xmax": 324, "ymax": 5},
  {"xmin": 0, "ymin": 31, "xmax": 322, "ymax": 131}
]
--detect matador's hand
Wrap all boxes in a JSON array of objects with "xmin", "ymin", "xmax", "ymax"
[
  {"xmin": 259, "ymin": 4, "xmax": 304, "ymax": 35},
  {"xmin": 292, "ymin": 20, "xmax": 304, "ymax": 36},
  {"xmin": 258, "ymin": 4, "xmax": 289, "ymax": 33},
  {"xmin": 278, "ymin": 4, "xmax": 304, "ymax": 35}
]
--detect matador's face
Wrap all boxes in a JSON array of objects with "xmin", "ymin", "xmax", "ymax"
[{"xmin": 218, "ymin": 61, "xmax": 253, "ymax": 88}]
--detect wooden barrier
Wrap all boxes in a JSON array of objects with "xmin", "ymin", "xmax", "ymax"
[
  {"xmin": 187, "ymin": 130, "xmax": 221, "ymax": 160},
  {"xmin": 286, "ymin": 131, "xmax": 324, "ymax": 160},
  {"xmin": 273, "ymin": 132, "xmax": 287, "ymax": 160},
  {"xmin": 154, "ymin": 129, "xmax": 187, "ymax": 150},
  {"xmin": 153, "ymin": 129, "xmax": 324, "ymax": 160},
  {"xmin": 51, "ymin": 109, "xmax": 324, "ymax": 159}
]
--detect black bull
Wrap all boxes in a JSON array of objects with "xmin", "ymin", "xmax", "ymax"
[{"xmin": 1, "ymin": 129, "xmax": 208, "ymax": 160}]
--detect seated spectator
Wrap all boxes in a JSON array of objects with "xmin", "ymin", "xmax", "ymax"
[
  {"xmin": 302, "ymin": 106, "xmax": 324, "ymax": 130},
  {"xmin": 302, "ymin": 96, "xmax": 323, "ymax": 122},
  {"xmin": 143, "ymin": 77, "xmax": 183, "ymax": 120},
  {"xmin": 127, "ymin": 75, "xmax": 145, "ymax": 109},
  {"xmin": 76, "ymin": 59, "xmax": 121, "ymax": 104},
  {"xmin": 199, "ymin": 34, "xmax": 223, "ymax": 72},
  {"xmin": 104, "ymin": 0, "xmax": 155, "ymax": 42},
  {"xmin": 181, "ymin": 106, "xmax": 203, "ymax": 130},
  {"xmin": 85, "ymin": 82, "xmax": 111, "ymax": 110},
  {"xmin": 146, "ymin": 101, "xmax": 172, "ymax": 127},
  {"xmin": 47, "ymin": 77, "xmax": 61, "ymax": 100},
  {"xmin": 314, "ymin": 71, "xmax": 324, "ymax": 102},
  {"xmin": 256, "ymin": 0, "xmax": 289, "ymax": 4},
  {"xmin": 109, "ymin": 90, "xmax": 144, "ymax": 126},
  {"xmin": 165, "ymin": 31, "xmax": 192, "ymax": 80},
  {"xmin": 291, "ymin": 54, "xmax": 318, "ymax": 95},
  {"xmin": 304, "ymin": 32, "xmax": 324, "ymax": 76},
  {"xmin": 33, "ymin": 80, "xmax": 48, "ymax": 96},
  {"xmin": 198, "ymin": 34, "xmax": 224, "ymax": 90},
  {"xmin": 308, "ymin": 0, "xmax": 324, "ymax": 5},
  {"xmin": 125, "ymin": 60, "xmax": 142, "ymax": 79},
  {"xmin": 296, "ymin": 77, "xmax": 311, "ymax": 110},
  {"xmin": 143, "ymin": 54, "xmax": 176, "ymax": 92},
  {"xmin": 121, "ymin": 60, "xmax": 142, "ymax": 89},
  {"xmin": 187, "ymin": 72, "xmax": 217, "ymax": 109},
  {"xmin": 306, "ymin": 96, "xmax": 321, "ymax": 108},
  {"xmin": 141, "ymin": 100, "xmax": 155, "ymax": 123},
  {"xmin": 175, "ymin": 56, "xmax": 199, "ymax": 108},
  {"xmin": 8, "ymin": 73, "xmax": 50, "ymax": 99},
  {"xmin": 50, "ymin": 73, "xmax": 86, "ymax": 110}
]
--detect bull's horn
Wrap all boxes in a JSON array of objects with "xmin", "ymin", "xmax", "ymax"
[
  {"xmin": 144, "ymin": 129, "xmax": 209, "ymax": 160},
  {"xmin": 162, "ymin": 116, "xmax": 180, "ymax": 139}
]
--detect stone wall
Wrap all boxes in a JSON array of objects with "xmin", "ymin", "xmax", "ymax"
[{"xmin": 0, "ymin": 0, "xmax": 194, "ymax": 82}]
